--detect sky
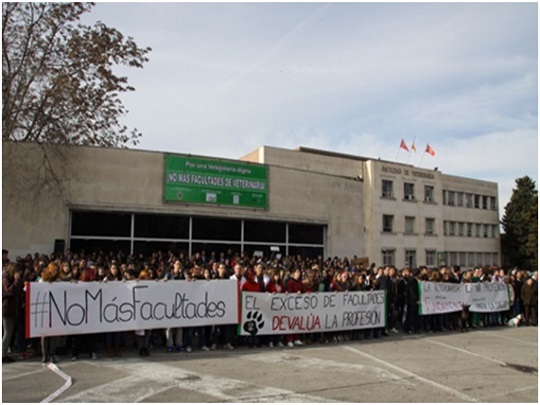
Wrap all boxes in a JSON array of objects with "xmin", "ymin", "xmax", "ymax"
[{"xmin": 81, "ymin": 1, "xmax": 538, "ymax": 216}]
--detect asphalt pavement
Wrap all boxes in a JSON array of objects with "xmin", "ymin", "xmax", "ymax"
[{"xmin": 2, "ymin": 326, "xmax": 537, "ymax": 403}]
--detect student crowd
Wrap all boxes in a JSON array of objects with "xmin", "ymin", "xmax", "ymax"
[{"xmin": 2, "ymin": 248, "xmax": 538, "ymax": 364}]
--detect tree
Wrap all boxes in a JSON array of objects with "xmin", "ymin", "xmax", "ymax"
[
  {"xmin": 501, "ymin": 176, "xmax": 538, "ymax": 269},
  {"xmin": 2, "ymin": 2, "xmax": 151, "ymax": 147}
]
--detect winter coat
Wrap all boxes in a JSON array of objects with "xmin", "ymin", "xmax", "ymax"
[
  {"xmin": 287, "ymin": 277, "xmax": 305, "ymax": 293},
  {"xmin": 521, "ymin": 282, "xmax": 538, "ymax": 306},
  {"xmin": 2, "ymin": 273, "xmax": 23, "ymax": 318}
]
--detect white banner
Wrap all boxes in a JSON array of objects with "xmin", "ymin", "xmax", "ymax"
[
  {"xmin": 240, "ymin": 291, "xmax": 386, "ymax": 336},
  {"xmin": 419, "ymin": 282, "xmax": 509, "ymax": 315},
  {"xmin": 26, "ymin": 280, "xmax": 239, "ymax": 338},
  {"xmin": 466, "ymin": 282, "xmax": 510, "ymax": 313}
]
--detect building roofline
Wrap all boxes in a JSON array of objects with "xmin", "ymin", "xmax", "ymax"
[{"xmin": 296, "ymin": 146, "xmax": 410, "ymax": 166}]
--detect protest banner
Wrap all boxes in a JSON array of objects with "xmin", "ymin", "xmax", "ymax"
[
  {"xmin": 240, "ymin": 291, "xmax": 386, "ymax": 336},
  {"xmin": 466, "ymin": 282, "xmax": 510, "ymax": 313},
  {"xmin": 419, "ymin": 282, "xmax": 509, "ymax": 315},
  {"xmin": 26, "ymin": 280, "xmax": 239, "ymax": 338},
  {"xmin": 419, "ymin": 282, "xmax": 466, "ymax": 315}
]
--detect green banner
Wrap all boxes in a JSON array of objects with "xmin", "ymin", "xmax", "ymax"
[{"xmin": 164, "ymin": 155, "xmax": 268, "ymax": 208}]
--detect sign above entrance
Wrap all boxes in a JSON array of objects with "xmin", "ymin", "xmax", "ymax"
[{"xmin": 164, "ymin": 155, "xmax": 268, "ymax": 209}]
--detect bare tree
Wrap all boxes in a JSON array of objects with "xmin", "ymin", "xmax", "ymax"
[{"xmin": 2, "ymin": 2, "xmax": 151, "ymax": 147}]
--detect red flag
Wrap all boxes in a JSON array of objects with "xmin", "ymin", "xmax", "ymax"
[
  {"xmin": 400, "ymin": 139, "xmax": 409, "ymax": 152},
  {"xmin": 426, "ymin": 144, "xmax": 435, "ymax": 156}
]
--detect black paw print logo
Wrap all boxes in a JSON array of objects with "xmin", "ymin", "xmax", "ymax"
[{"xmin": 243, "ymin": 311, "xmax": 265, "ymax": 336}]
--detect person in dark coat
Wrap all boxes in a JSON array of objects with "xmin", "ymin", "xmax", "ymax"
[
  {"xmin": 521, "ymin": 277, "xmax": 538, "ymax": 326},
  {"xmin": 2, "ymin": 263, "xmax": 23, "ymax": 363},
  {"xmin": 403, "ymin": 267, "xmax": 420, "ymax": 334}
]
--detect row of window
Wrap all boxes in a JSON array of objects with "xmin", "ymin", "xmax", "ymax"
[
  {"xmin": 381, "ymin": 180, "xmax": 498, "ymax": 211},
  {"xmin": 443, "ymin": 221, "xmax": 499, "ymax": 239},
  {"xmin": 381, "ymin": 249, "xmax": 499, "ymax": 268},
  {"xmin": 382, "ymin": 215, "xmax": 499, "ymax": 238},
  {"xmin": 382, "ymin": 180, "xmax": 435, "ymax": 202},
  {"xmin": 70, "ymin": 211, "xmax": 325, "ymax": 257},
  {"xmin": 442, "ymin": 190, "xmax": 497, "ymax": 210},
  {"xmin": 383, "ymin": 215, "xmax": 435, "ymax": 235}
]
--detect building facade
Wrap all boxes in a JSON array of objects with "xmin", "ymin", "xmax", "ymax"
[{"xmin": 2, "ymin": 142, "xmax": 500, "ymax": 267}]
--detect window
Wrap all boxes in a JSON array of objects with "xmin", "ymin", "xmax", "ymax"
[
  {"xmin": 425, "ymin": 218, "xmax": 435, "ymax": 235},
  {"xmin": 466, "ymin": 193, "xmax": 473, "ymax": 208},
  {"xmin": 483, "ymin": 224, "xmax": 489, "ymax": 238},
  {"xmin": 467, "ymin": 252, "xmax": 476, "ymax": 266},
  {"xmin": 467, "ymin": 223, "xmax": 473, "ymax": 237},
  {"xmin": 484, "ymin": 252, "xmax": 492, "ymax": 265},
  {"xmin": 448, "ymin": 221, "xmax": 456, "ymax": 236},
  {"xmin": 426, "ymin": 250, "xmax": 436, "ymax": 267},
  {"xmin": 134, "ymin": 214, "xmax": 189, "ymax": 238},
  {"xmin": 449, "ymin": 252, "xmax": 458, "ymax": 266},
  {"xmin": 405, "ymin": 216, "xmax": 415, "ymax": 234},
  {"xmin": 424, "ymin": 185, "xmax": 435, "ymax": 203},
  {"xmin": 490, "ymin": 196, "xmax": 497, "ymax": 210},
  {"xmin": 382, "ymin": 249, "xmax": 395, "ymax": 266},
  {"xmin": 288, "ymin": 246, "xmax": 324, "ymax": 258},
  {"xmin": 474, "ymin": 194, "xmax": 480, "ymax": 209},
  {"xmin": 459, "ymin": 252, "xmax": 467, "ymax": 266},
  {"xmin": 458, "ymin": 222, "xmax": 465, "ymax": 236},
  {"xmin": 447, "ymin": 191, "xmax": 455, "ymax": 206},
  {"xmin": 383, "ymin": 215, "xmax": 394, "ymax": 233},
  {"xmin": 192, "ymin": 217, "xmax": 241, "ymax": 241},
  {"xmin": 71, "ymin": 211, "xmax": 131, "ymax": 237},
  {"xmin": 491, "ymin": 225, "xmax": 497, "ymax": 238},
  {"xmin": 475, "ymin": 224, "xmax": 481, "ymax": 237},
  {"xmin": 492, "ymin": 253, "xmax": 499, "ymax": 266},
  {"xmin": 476, "ymin": 252, "xmax": 484, "ymax": 266},
  {"xmin": 382, "ymin": 180, "xmax": 394, "ymax": 199},
  {"xmin": 404, "ymin": 182, "xmax": 415, "ymax": 200},
  {"xmin": 405, "ymin": 250, "xmax": 416, "ymax": 268},
  {"xmin": 482, "ymin": 196, "xmax": 488, "ymax": 210},
  {"xmin": 457, "ymin": 192, "xmax": 464, "ymax": 207},
  {"xmin": 245, "ymin": 220, "xmax": 286, "ymax": 242},
  {"xmin": 289, "ymin": 223, "xmax": 324, "ymax": 244}
]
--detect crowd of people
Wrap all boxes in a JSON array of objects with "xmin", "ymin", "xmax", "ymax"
[{"xmin": 2, "ymin": 247, "xmax": 538, "ymax": 364}]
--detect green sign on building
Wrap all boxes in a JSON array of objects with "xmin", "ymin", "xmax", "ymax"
[{"xmin": 164, "ymin": 155, "xmax": 268, "ymax": 209}]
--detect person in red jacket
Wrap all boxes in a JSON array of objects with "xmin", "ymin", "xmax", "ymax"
[
  {"xmin": 266, "ymin": 268, "xmax": 285, "ymax": 294},
  {"xmin": 241, "ymin": 268, "xmax": 260, "ymax": 292},
  {"xmin": 286, "ymin": 268, "xmax": 306, "ymax": 347}
]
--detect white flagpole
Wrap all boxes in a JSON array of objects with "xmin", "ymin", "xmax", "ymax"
[
  {"xmin": 406, "ymin": 136, "xmax": 415, "ymax": 165},
  {"xmin": 418, "ymin": 151, "xmax": 426, "ymax": 167}
]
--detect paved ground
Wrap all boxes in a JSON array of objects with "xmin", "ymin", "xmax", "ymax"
[{"xmin": 2, "ymin": 326, "xmax": 537, "ymax": 403}]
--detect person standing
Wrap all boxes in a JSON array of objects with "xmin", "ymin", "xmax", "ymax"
[
  {"xmin": 103, "ymin": 264, "xmax": 124, "ymax": 357},
  {"xmin": 242, "ymin": 268, "xmax": 262, "ymax": 348},
  {"xmin": 265, "ymin": 268, "xmax": 285, "ymax": 348},
  {"xmin": 403, "ymin": 267, "xmax": 420, "ymax": 334},
  {"xmin": 163, "ymin": 260, "xmax": 185, "ymax": 353},
  {"xmin": 71, "ymin": 266, "xmax": 98, "ymax": 361},
  {"xmin": 286, "ymin": 268, "xmax": 306, "ymax": 347},
  {"xmin": 2, "ymin": 263, "xmax": 23, "ymax": 363},
  {"xmin": 215, "ymin": 263, "xmax": 235, "ymax": 350},
  {"xmin": 521, "ymin": 276, "xmax": 538, "ymax": 326},
  {"xmin": 39, "ymin": 263, "xmax": 61, "ymax": 364}
]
